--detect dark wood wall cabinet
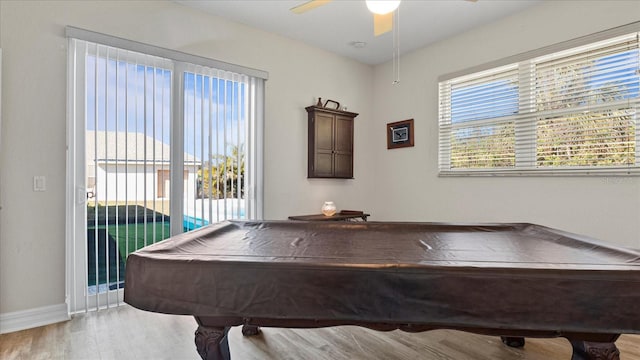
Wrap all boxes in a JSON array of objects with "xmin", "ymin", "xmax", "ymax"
[{"xmin": 306, "ymin": 106, "xmax": 358, "ymax": 179}]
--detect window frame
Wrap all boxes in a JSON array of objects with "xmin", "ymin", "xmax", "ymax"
[{"xmin": 438, "ymin": 22, "xmax": 640, "ymax": 177}]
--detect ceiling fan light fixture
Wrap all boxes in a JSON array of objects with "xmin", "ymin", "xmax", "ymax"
[{"xmin": 365, "ymin": 0, "xmax": 400, "ymax": 15}]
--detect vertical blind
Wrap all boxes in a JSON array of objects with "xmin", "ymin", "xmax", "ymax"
[
  {"xmin": 69, "ymin": 38, "xmax": 175, "ymax": 312},
  {"xmin": 67, "ymin": 32, "xmax": 265, "ymax": 313},
  {"xmin": 439, "ymin": 27, "xmax": 640, "ymax": 175},
  {"xmin": 183, "ymin": 65, "xmax": 249, "ymax": 226}
]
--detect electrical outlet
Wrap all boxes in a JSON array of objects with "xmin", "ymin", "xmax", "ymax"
[{"xmin": 33, "ymin": 176, "xmax": 46, "ymax": 192}]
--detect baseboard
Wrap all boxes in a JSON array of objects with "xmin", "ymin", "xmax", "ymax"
[{"xmin": 0, "ymin": 303, "xmax": 70, "ymax": 334}]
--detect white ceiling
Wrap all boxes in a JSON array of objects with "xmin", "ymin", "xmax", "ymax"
[{"xmin": 174, "ymin": 0, "xmax": 542, "ymax": 65}]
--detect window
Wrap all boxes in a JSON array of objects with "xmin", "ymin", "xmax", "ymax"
[
  {"xmin": 439, "ymin": 25, "xmax": 640, "ymax": 175},
  {"xmin": 441, "ymin": 64, "xmax": 519, "ymax": 169},
  {"xmin": 66, "ymin": 27, "xmax": 266, "ymax": 313}
]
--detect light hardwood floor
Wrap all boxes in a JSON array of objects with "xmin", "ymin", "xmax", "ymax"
[{"xmin": 1, "ymin": 305, "xmax": 639, "ymax": 360}]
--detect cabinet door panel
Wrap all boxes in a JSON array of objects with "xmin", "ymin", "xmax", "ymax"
[
  {"xmin": 314, "ymin": 152, "xmax": 334, "ymax": 177},
  {"xmin": 335, "ymin": 116, "xmax": 353, "ymax": 153},
  {"xmin": 315, "ymin": 113, "xmax": 334, "ymax": 151},
  {"xmin": 334, "ymin": 153, "xmax": 353, "ymax": 178}
]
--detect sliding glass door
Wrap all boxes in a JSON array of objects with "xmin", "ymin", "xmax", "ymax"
[{"xmin": 67, "ymin": 36, "xmax": 264, "ymax": 313}]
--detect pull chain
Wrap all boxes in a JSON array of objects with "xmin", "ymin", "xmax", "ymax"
[{"xmin": 392, "ymin": 7, "xmax": 400, "ymax": 85}]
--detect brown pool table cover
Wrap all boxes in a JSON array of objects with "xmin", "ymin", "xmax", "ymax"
[{"xmin": 124, "ymin": 221, "xmax": 640, "ymax": 334}]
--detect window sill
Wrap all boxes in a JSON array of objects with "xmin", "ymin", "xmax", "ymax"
[{"xmin": 439, "ymin": 167, "xmax": 640, "ymax": 177}]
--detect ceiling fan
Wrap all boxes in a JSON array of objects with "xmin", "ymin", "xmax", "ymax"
[
  {"xmin": 290, "ymin": 0, "xmax": 400, "ymax": 36},
  {"xmin": 290, "ymin": 0, "xmax": 478, "ymax": 37}
]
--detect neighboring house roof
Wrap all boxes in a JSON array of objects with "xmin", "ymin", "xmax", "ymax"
[{"xmin": 86, "ymin": 131, "xmax": 200, "ymax": 165}]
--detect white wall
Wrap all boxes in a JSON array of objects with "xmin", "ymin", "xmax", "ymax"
[
  {"xmin": 96, "ymin": 164, "xmax": 161, "ymax": 202},
  {"xmin": 0, "ymin": 0, "xmax": 374, "ymax": 315},
  {"xmin": 96, "ymin": 164, "xmax": 198, "ymax": 202},
  {"xmin": 370, "ymin": 0, "xmax": 640, "ymax": 248}
]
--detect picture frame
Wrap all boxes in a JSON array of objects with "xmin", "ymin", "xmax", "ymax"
[{"xmin": 387, "ymin": 119, "xmax": 414, "ymax": 149}]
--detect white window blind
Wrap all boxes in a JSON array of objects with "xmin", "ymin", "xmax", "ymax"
[
  {"xmin": 534, "ymin": 36, "xmax": 638, "ymax": 169},
  {"xmin": 439, "ymin": 25, "xmax": 640, "ymax": 176},
  {"xmin": 439, "ymin": 64, "xmax": 519, "ymax": 169},
  {"xmin": 183, "ymin": 65, "xmax": 250, "ymax": 226},
  {"xmin": 69, "ymin": 38, "xmax": 175, "ymax": 312}
]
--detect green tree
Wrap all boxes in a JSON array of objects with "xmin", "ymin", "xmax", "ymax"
[
  {"xmin": 535, "ymin": 58, "xmax": 635, "ymax": 167},
  {"xmin": 451, "ymin": 123, "xmax": 515, "ymax": 169},
  {"xmin": 197, "ymin": 144, "xmax": 245, "ymax": 199}
]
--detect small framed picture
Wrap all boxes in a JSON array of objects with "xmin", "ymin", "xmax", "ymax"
[{"xmin": 387, "ymin": 119, "xmax": 414, "ymax": 149}]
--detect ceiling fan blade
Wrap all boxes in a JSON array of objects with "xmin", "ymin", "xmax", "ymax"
[
  {"xmin": 373, "ymin": 13, "xmax": 393, "ymax": 36},
  {"xmin": 290, "ymin": 0, "xmax": 333, "ymax": 14}
]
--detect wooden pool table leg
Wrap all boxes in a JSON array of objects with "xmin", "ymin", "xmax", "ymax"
[
  {"xmin": 501, "ymin": 336, "xmax": 525, "ymax": 347},
  {"xmin": 569, "ymin": 340, "xmax": 620, "ymax": 360},
  {"xmin": 241, "ymin": 325, "xmax": 260, "ymax": 336},
  {"xmin": 194, "ymin": 325, "xmax": 231, "ymax": 360}
]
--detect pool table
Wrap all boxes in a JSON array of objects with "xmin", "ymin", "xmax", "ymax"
[{"xmin": 124, "ymin": 220, "xmax": 640, "ymax": 360}]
